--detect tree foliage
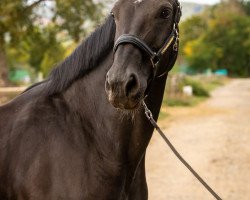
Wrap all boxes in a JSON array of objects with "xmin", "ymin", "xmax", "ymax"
[
  {"xmin": 0, "ymin": 0, "xmax": 103, "ymax": 85},
  {"xmin": 180, "ymin": 0, "xmax": 250, "ymax": 77},
  {"xmin": 54, "ymin": 0, "xmax": 103, "ymax": 42},
  {"xmin": 7, "ymin": 25, "xmax": 65, "ymax": 75}
]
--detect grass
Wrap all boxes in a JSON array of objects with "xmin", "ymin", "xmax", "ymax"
[
  {"xmin": 164, "ymin": 96, "xmax": 207, "ymax": 107},
  {"xmin": 183, "ymin": 78, "xmax": 210, "ymax": 97},
  {"xmin": 203, "ymin": 79, "xmax": 224, "ymax": 92},
  {"xmin": 158, "ymin": 110, "xmax": 170, "ymax": 120},
  {"xmin": 162, "ymin": 76, "xmax": 226, "ymax": 109}
]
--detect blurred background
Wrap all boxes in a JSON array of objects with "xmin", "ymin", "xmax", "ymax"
[
  {"xmin": 0, "ymin": 0, "xmax": 250, "ymax": 199},
  {"xmin": 0, "ymin": 0, "xmax": 249, "ymax": 103}
]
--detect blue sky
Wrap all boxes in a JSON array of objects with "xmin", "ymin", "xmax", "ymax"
[{"xmin": 180, "ymin": 0, "xmax": 221, "ymax": 5}]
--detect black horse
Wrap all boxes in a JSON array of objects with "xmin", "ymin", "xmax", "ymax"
[{"xmin": 0, "ymin": 0, "xmax": 181, "ymax": 199}]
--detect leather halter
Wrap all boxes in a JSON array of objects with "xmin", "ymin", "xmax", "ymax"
[{"xmin": 112, "ymin": 1, "xmax": 181, "ymax": 79}]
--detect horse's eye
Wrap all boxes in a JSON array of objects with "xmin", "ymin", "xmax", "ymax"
[{"xmin": 160, "ymin": 8, "xmax": 171, "ymax": 19}]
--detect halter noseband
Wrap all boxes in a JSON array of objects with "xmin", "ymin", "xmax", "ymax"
[{"xmin": 113, "ymin": 2, "xmax": 181, "ymax": 79}]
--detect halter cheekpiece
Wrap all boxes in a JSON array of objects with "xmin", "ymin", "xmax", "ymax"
[{"xmin": 112, "ymin": 1, "xmax": 181, "ymax": 79}]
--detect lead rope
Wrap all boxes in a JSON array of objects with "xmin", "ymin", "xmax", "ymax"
[{"xmin": 142, "ymin": 101, "xmax": 222, "ymax": 200}]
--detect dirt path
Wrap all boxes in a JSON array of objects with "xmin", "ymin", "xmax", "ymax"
[{"xmin": 146, "ymin": 79, "xmax": 250, "ymax": 200}]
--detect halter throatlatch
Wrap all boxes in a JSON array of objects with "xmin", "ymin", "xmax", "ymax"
[{"xmin": 113, "ymin": 1, "xmax": 181, "ymax": 79}]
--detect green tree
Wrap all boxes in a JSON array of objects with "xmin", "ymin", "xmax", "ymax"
[
  {"xmin": 205, "ymin": 15, "xmax": 250, "ymax": 76},
  {"xmin": 0, "ymin": 0, "xmax": 103, "ymax": 86},
  {"xmin": 240, "ymin": 0, "xmax": 250, "ymax": 15},
  {"xmin": 180, "ymin": 15, "xmax": 207, "ymax": 55},
  {"xmin": 180, "ymin": 0, "xmax": 250, "ymax": 76},
  {"xmin": 0, "ymin": 0, "xmax": 32, "ymax": 85},
  {"xmin": 54, "ymin": 0, "xmax": 103, "ymax": 41},
  {"xmin": 7, "ymin": 25, "xmax": 65, "ymax": 75}
]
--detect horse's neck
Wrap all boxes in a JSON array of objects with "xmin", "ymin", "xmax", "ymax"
[
  {"xmin": 64, "ymin": 51, "xmax": 167, "ymax": 164},
  {"xmin": 126, "ymin": 75, "xmax": 167, "ymax": 162}
]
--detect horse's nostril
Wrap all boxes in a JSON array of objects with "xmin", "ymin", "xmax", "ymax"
[
  {"xmin": 106, "ymin": 73, "xmax": 110, "ymax": 80},
  {"xmin": 105, "ymin": 74, "xmax": 111, "ymax": 91},
  {"xmin": 125, "ymin": 74, "xmax": 138, "ymax": 97}
]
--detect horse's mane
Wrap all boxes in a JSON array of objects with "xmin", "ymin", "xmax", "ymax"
[{"xmin": 24, "ymin": 15, "xmax": 116, "ymax": 95}]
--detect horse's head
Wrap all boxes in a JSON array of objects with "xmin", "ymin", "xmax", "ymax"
[{"xmin": 105, "ymin": 0, "xmax": 181, "ymax": 110}]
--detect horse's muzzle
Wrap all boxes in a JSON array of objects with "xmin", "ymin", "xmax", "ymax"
[{"xmin": 105, "ymin": 72, "xmax": 144, "ymax": 110}]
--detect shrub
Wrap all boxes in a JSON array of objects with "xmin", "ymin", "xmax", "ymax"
[{"xmin": 183, "ymin": 78, "xmax": 210, "ymax": 97}]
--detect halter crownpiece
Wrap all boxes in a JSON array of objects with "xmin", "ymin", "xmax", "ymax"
[{"xmin": 113, "ymin": 1, "xmax": 182, "ymax": 78}]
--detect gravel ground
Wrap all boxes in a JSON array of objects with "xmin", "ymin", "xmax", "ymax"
[{"xmin": 146, "ymin": 79, "xmax": 250, "ymax": 200}]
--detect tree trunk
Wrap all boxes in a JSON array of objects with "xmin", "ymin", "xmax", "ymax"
[{"xmin": 0, "ymin": 46, "xmax": 9, "ymax": 87}]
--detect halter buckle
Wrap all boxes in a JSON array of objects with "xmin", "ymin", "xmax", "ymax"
[
  {"xmin": 151, "ymin": 53, "xmax": 160, "ymax": 66},
  {"xmin": 173, "ymin": 38, "xmax": 179, "ymax": 51},
  {"xmin": 173, "ymin": 24, "xmax": 179, "ymax": 52}
]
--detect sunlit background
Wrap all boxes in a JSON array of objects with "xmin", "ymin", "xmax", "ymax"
[
  {"xmin": 0, "ymin": 0, "xmax": 249, "ymax": 86},
  {"xmin": 0, "ymin": 0, "xmax": 249, "ymax": 92},
  {"xmin": 0, "ymin": 0, "xmax": 250, "ymax": 199}
]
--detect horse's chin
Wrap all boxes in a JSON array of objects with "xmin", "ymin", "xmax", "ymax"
[
  {"xmin": 108, "ymin": 93, "xmax": 142, "ymax": 111},
  {"xmin": 118, "ymin": 101, "xmax": 141, "ymax": 111}
]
